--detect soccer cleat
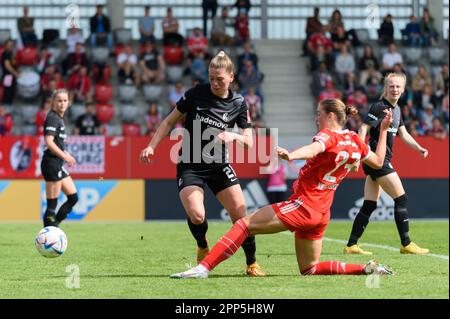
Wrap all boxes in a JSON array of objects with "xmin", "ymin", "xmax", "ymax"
[
  {"xmin": 197, "ymin": 244, "xmax": 210, "ymax": 264},
  {"xmin": 343, "ymin": 244, "xmax": 373, "ymax": 255},
  {"xmin": 43, "ymin": 214, "xmax": 58, "ymax": 228},
  {"xmin": 246, "ymin": 262, "xmax": 266, "ymax": 277},
  {"xmin": 364, "ymin": 260, "xmax": 395, "ymax": 275},
  {"xmin": 170, "ymin": 265, "xmax": 209, "ymax": 279},
  {"xmin": 400, "ymin": 242, "xmax": 429, "ymax": 254}
]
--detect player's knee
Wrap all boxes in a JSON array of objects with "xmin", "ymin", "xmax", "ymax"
[
  {"xmin": 67, "ymin": 193, "xmax": 78, "ymax": 207},
  {"xmin": 189, "ymin": 213, "xmax": 205, "ymax": 225},
  {"xmin": 394, "ymin": 194, "xmax": 407, "ymax": 209},
  {"xmin": 360, "ymin": 200, "xmax": 377, "ymax": 218}
]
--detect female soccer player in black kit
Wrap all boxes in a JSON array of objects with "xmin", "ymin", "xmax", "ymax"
[
  {"xmin": 41, "ymin": 89, "xmax": 78, "ymax": 227},
  {"xmin": 344, "ymin": 73, "xmax": 429, "ymax": 255},
  {"xmin": 140, "ymin": 51, "xmax": 265, "ymax": 276}
]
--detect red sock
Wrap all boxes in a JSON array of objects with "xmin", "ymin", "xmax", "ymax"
[
  {"xmin": 200, "ymin": 219, "xmax": 249, "ymax": 271},
  {"xmin": 302, "ymin": 261, "xmax": 365, "ymax": 275}
]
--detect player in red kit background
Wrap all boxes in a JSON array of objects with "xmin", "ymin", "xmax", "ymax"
[{"xmin": 171, "ymin": 98, "xmax": 395, "ymax": 278}]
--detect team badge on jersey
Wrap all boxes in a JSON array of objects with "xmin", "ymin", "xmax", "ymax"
[{"xmin": 223, "ymin": 113, "xmax": 229, "ymax": 122}]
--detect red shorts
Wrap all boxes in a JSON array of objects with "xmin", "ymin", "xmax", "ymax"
[{"xmin": 272, "ymin": 198, "xmax": 330, "ymax": 240}]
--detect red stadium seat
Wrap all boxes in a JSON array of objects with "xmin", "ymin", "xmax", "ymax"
[
  {"xmin": 94, "ymin": 83, "xmax": 113, "ymax": 103},
  {"xmin": 96, "ymin": 103, "xmax": 115, "ymax": 124},
  {"xmin": 163, "ymin": 45, "xmax": 184, "ymax": 65},
  {"xmin": 122, "ymin": 123, "xmax": 141, "ymax": 136},
  {"xmin": 16, "ymin": 47, "xmax": 38, "ymax": 66},
  {"xmin": 114, "ymin": 44, "xmax": 125, "ymax": 57}
]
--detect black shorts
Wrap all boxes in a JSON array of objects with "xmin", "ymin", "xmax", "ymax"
[
  {"xmin": 363, "ymin": 159, "xmax": 396, "ymax": 181},
  {"xmin": 177, "ymin": 164, "xmax": 240, "ymax": 195},
  {"xmin": 41, "ymin": 155, "xmax": 70, "ymax": 182}
]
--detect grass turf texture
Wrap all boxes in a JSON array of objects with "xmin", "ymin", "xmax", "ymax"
[{"xmin": 0, "ymin": 220, "xmax": 447, "ymax": 299}]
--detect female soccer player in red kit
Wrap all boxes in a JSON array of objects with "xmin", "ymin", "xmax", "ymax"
[{"xmin": 171, "ymin": 98, "xmax": 394, "ymax": 278}]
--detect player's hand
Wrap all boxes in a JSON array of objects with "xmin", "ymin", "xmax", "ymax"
[
  {"xmin": 217, "ymin": 131, "xmax": 236, "ymax": 143},
  {"xmin": 140, "ymin": 146, "xmax": 154, "ymax": 164},
  {"xmin": 276, "ymin": 146, "xmax": 290, "ymax": 161},
  {"xmin": 64, "ymin": 152, "xmax": 76, "ymax": 166},
  {"xmin": 418, "ymin": 146, "xmax": 428, "ymax": 158},
  {"xmin": 380, "ymin": 109, "xmax": 393, "ymax": 131}
]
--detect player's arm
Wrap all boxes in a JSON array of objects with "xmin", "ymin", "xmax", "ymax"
[
  {"xmin": 217, "ymin": 128, "xmax": 254, "ymax": 149},
  {"xmin": 398, "ymin": 125, "xmax": 428, "ymax": 158},
  {"xmin": 350, "ymin": 123, "xmax": 371, "ymax": 172},
  {"xmin": 362, "ymin": 110, "xmax": 392, "ymax": 169},
  {"xmin": 276, "ymin": 142, "xmax": 323, "ymax": 161},
  {"xmin": 140, "ymin": 108, "xmax": 184, "ymax": 163},
  {"xmin": 44, "ymin": 135, "xmax": 76, "ymax": 166}
]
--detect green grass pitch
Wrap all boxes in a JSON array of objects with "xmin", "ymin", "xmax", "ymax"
[{"xmin": 0, "ymin": 220, "xmax": 447, "ymax": 299}]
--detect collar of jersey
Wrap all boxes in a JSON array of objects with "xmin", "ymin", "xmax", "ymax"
[{"xmin": 382, "ymin": 98, "xmax": 397, "ymax": 109}]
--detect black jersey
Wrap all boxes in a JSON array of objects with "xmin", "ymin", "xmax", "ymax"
[
  {"xmin": 43, "ymin": 110, "xmax": 67, "ymax": 158},
  {"xmin": 364, "ymin": 98, "xmax": 404, "ymax": 161},
  {"xmin": 176, "ymin": 84, "xmax": 251, "ymax": 167}
]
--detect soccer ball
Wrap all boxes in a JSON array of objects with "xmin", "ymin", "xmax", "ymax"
[{"xmin": 35, "ymin": 226, "xmax": 68, "ymax": 258}]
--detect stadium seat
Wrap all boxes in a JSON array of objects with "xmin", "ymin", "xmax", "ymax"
[
  {"xmin": 163, "ymin": 45, "xmax": 184, "ymax": 65},
  {"xmin": 427, "ymin": 47, "xmax": 446, "ymax": 65},
  {"xmin": 20, "ymin": 105, "xmax": 39, "ymax": 124},
  {"xmin": 114, "ymin": 28, "xmax": 132, "ymax": 45},
  {"xmin": 95, "ymin": 84, "xmax": 113, "ymax": 103},
  {"xmin": 0, "ymin": 29, "xmax": 11, "ymax": 46},
  {"xmin": 42, "ymin": 29, "xmax": 60, "ymax": 47},
  {"xmin": 143, "ymin": 84, "xmax": 163, "ymax": 102},
  {"xmin": 122, "ymin": 122, "xmax": 142, "ymax": 136},
  {"xmin": 21, "ymin": 124, "xmax": 36, "ymax": 136},
  {"xmin": 354, "ymin": 29, "xmax": 369, "ymax": 45},
  {"xmin": 406, "ymin": 65, "xmax": 419, "ymax": 78},
  {"xmin": 114, "ymin": 43, "xmax": 125, "ymax": 57},
  {"xmin": 404, "ymin": 47, "xmax": 422, "ymax": 64},
  {"xmin": 103, "ymin": 124, "xmax": 122, "ymax": 136},
  {"xmin": 431, "ymin": 65, "xmax": 442, "ymax": 79},
  {"xmin": 120, "ymin": 105, "xmax": 140, "ymax": 122},
  {"xmin": 166, "ymin": 65, "xmax": 184, "ymax": 84},
  {"xmin": 16, "ymin": 47, "xmax": 38, "ymax": 66},
  {"xmin": 118, "ymin": 85, "xmax": 138, "ymax": 103},
  {"xmin": 91, "ymin": 47, "xmax": 109, "ymax": 65},
  {"xmin": 70, "ymin": 103, "xmax": 86, "ymax": 122},
  {"xmin": 96, "ymin": 103, "xmax": 115, "ymax": 124}
]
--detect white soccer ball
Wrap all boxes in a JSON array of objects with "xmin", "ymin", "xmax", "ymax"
[{"xmin": 35, "ymin": 226, "xmax": 68, "ymax": 258}]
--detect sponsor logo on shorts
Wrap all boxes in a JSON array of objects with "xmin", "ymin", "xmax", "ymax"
[{"xmin": 178, "ymin": 178, "xmax": 183, "ymax": 187}]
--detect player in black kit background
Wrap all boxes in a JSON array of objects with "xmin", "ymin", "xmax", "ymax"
[
  {"xmin": 41, "ymin": 89, "xmax": 78, "ymax": 227},
  {"xmin": 140, "ymin": 51, "xmax": 266, "ymax": 276},
  {"xmin": 343, "ymin": 73, "xmax": 430, "ymax": 255}
]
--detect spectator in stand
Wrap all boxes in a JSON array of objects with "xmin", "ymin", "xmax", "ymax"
[
  {"xmin": 74, "ymin": 102, "xmax": 101, "ymax": 135},
  {"xmin": 404, "ymin": 15, "xmax": 422, "ymax": 47},
  {"xmin": 249, "ymin": 102, "xmax": 264, "ymax": 129},
  {"xmin": 202, "ymin": 0, "xmax": 218, "ymax": 37},
  {"xmin": 36, "ymin": 97, "xmax": 52, "ymax": 136},
  {"xmin": 311, "ymin": 62, "xmax": 332, "ymax": 98},
  {"xmin": 168, "ymin": 81, "xmax": 186, "ymax": 109},
  {"xmin": 364, "ymin": 66, "xmax": 383, "ymax": 101},
  {"xmin": 358, "ymin": 45, "xmax": 380, "ymax": 87},
  {"xmin": 412, "ymin": 64, "xmax": 432, "ymax": 96},
  {"xmin": 190, "ymin": 52, "xmax": 209, "ymax": 84},
  {"xmin": 334, "ymin": 45, "xmax": 355, "ymax": 86},
  {"xmin": 237, "ymin": 41, "xmax": 259, "ymax": 73},
  {"xmin": 17, "ymin": 6, "xmax": 38, "ymax": 47},
  {"xmin": 428, "ymin": 117, "xmax": 447, "ymax": 139},
  {"xmin": 140, "ymin": 41, "xmax": 166, "ymax": 85},
  {"xmin": 162, "ymin": 7, "xmax": 184, "ymax": 46},
  {"xmin": 346, "ymin": 86, "xmax": 368, "ymax": 118},
  {"xmin": 303, "ymin": 7, "xmax": 323, "ymax": 57},
  {"xmin": 378, "ymin": 14, "xmax": 394, "ymax": 46},
  {"xmin": 211, "ymin": 6, "xmax": 234, "ymax": 47},
  {"xmin": 66, "ymin": 43, "xmax": 89, "ymax": 76},
  {"xmin": 414, "ymin": 84, "xmax": 438, "ymax": 111},
  {"xmin": 89, "ymin": 5, "xmax": 113, "ymax": 51},
  {"xmin": 331, "ymin": 25, "xmax": 351, "ymax": 54},
  {"xmin": 53, "ymin": 71, "xmax": 66, "ymax": 90},
  {"xmin": 244, "ymin": 86, "xmax": 262, "ymax": 115},
  {"xmin": 1, "ymin": 40, "xmax": 19, "ymax": 105},
  {"xmin": 434, "ymin": 63, "xmax": 449, "ymax": 100},
  {"xmin": 318, "ymin": 80, "xmax": 342, "ymax": 102},
  {"xmin": 327, "ymin": 9, "xmax": 360, "ymax": 47},
  {"xmin": 117, "ymin": 44, "xmax": 140, "ymax": 85},
  {"xmin": 139, "ymin": 6, "xmax": 156, "ymax": 45},
  {"xmin": 442, "ymin": 92, "xmax": 449, "ymax": 128},
  {"xmin": 420, "ymin": 103, "xmax": 437, "ymax": 132},
  {"xmin": 343, "ymin": 72, "xmax": 357, "ymax": 99},
  {"xmin": 382, "ymin": 43, "xmax": 403, "ymax": 75},
  {"xmin": 67, "ymin": 66, "xmax": 92, "ymax": 103},
  {"xmin": 234, "ymin": 9, "xmax": 250, "ymax": 45},
  {"xmin": 234, "ymin": 0, "xmax": 251, "ymax": 15},
  {"xmin": 0, "ymin": 104, "xmax": 13, "ymax": 136},
  {"xmin": 66, "ymin": 27, "xmax": 85, "ymax": 54},
  {"xmin": 408, "ymin": 119, "xmax": 425, "ymax": 136},
  {"xmin": 307, "ymin": 28, "xmax": 333, "ymax": 71},
  {"xmin": 36, "ymin": 47, "xmax": 55, "ymax": 75},
  {"xmin": 238, "ymin": 59, "xmax": 264, "ymax": 96},
  {"xmin": 187, "ymin": 27, "xmax": 209, "ymax": 60},
  {"xmin": 420, "ymin": 7, "xmax": 439, "ymax": 47},
  {"xmin": 401, "ymin": 103, "xmax": 416, "ymax": 130},
  {"xmin": 145, "ymin": 101, "xmax": 161, "ymax": 136}
]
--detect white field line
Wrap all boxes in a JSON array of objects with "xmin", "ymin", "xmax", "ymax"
[{"xmin": 281, "ymin": 232, "xmax": 449, "ymax": 261}]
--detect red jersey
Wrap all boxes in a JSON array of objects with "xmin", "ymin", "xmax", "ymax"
[{"xmin": 291, "ymin": 129, "xmax": 370, "ymax": 213}]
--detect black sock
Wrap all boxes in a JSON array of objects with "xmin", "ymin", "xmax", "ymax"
[
  {"xmin": 347, "ymin": 200, "xmax": 377, "ymax": 247},
  {"xmin": 394, "ymin": 194, "xmax": 411, "ymax": 246},
  {"xmin": 242, "ymin": 235, "xmax": 256, "ymax": 266},
  {"xmin": 56, "ymin": 193, "xmax": 78, "ymax": 224},
  {"xmin": 187, "ymin": 218, "xmax": 208, "ymax": 248},
  {"xmin": 44, "ymin": 198, "xmax": 58, "ymax": 227}
]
